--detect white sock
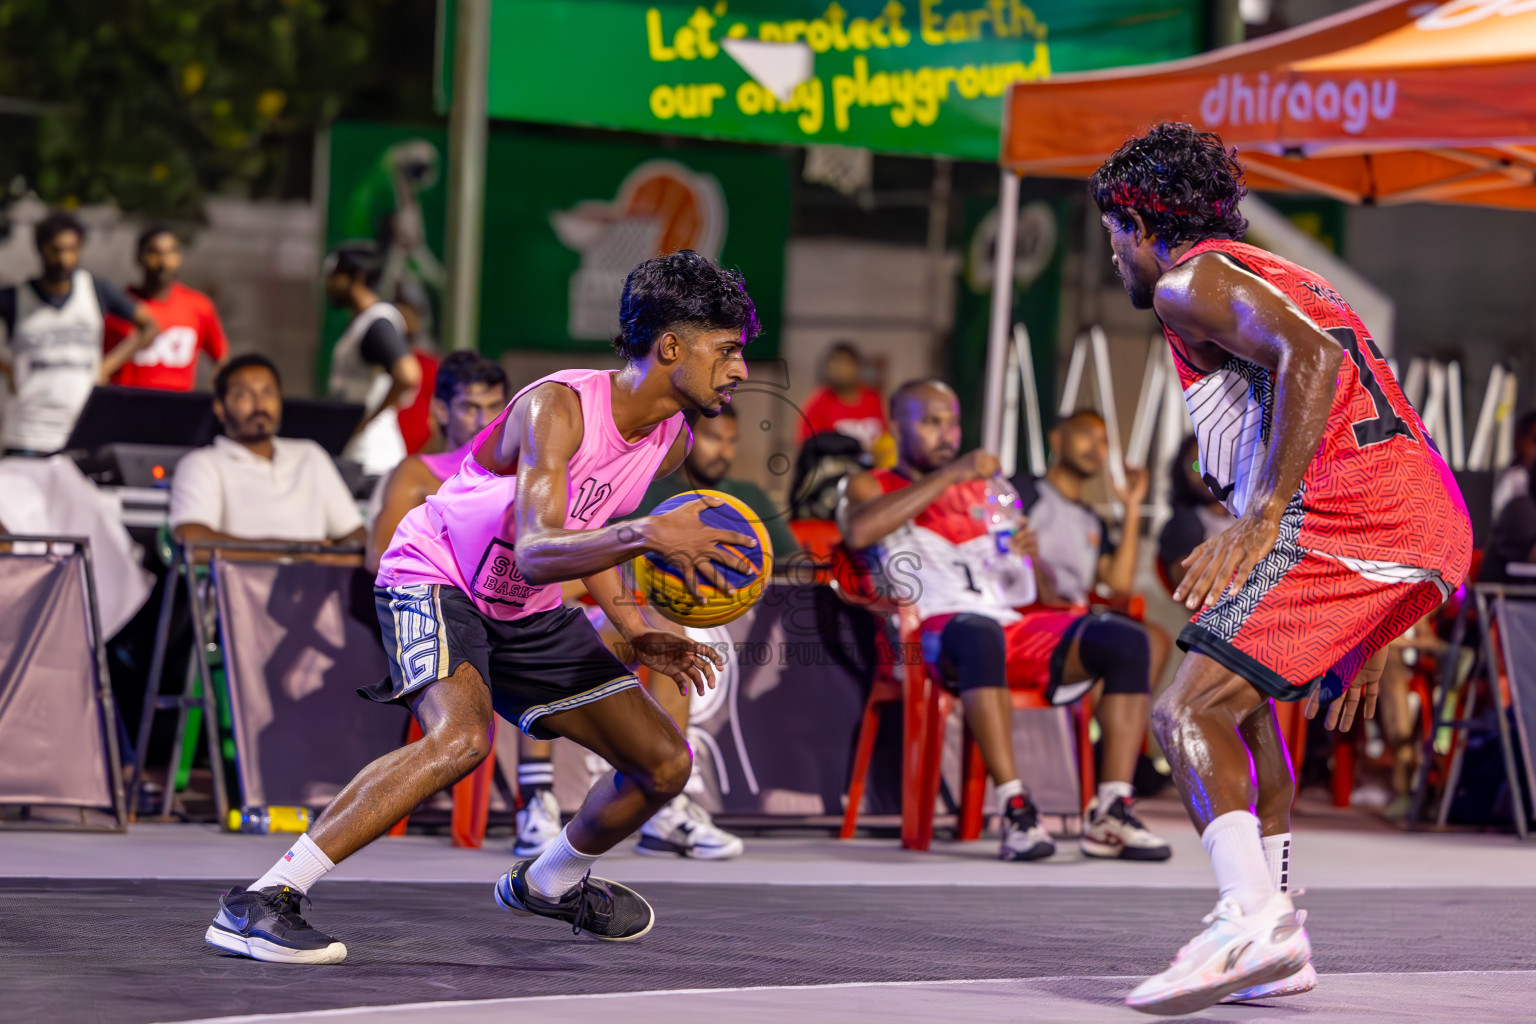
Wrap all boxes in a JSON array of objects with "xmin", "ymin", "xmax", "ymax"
[
  {"xmin": 1262, "ymin": 832, "xmax": 1293, "ymax": 894},
  {"xmin": 995, "ymin": 778, "xmax": 1025, "ymax": 804},
  {"xmin": 1097, "ymin": 780, "xmax": 1134, "ymax": 811},
  {"xmin": 526, "ymin": 826, "xmax": 600, "ymax": 899},
  {"xmin": 1201, "ymin": 811, "xmax": 1274, "ymax": 916},
  {"xmin": 250, "ymin": 833, "xmax": 334, "ymax": 895}
]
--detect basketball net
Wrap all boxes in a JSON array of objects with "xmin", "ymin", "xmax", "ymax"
[{"xmin": 803, "ymin": 145, "xmax": 873, "ymax": 198}]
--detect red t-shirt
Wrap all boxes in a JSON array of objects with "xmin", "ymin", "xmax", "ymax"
[
  {"xmin": 103, "ymin": 282, "xmax": 228, "ymax": 391},
  {"xmin": 396, "ymin": 348, "xmax": 440, "ymax": 454},
  {"xmin": 798, "ymin": 385, "xmax": 887, "ymax": 447}
]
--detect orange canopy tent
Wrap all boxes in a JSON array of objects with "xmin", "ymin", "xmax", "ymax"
[{"xmin": 1000, "ymin": 0, "xmax": 1536, "ymax": 209}]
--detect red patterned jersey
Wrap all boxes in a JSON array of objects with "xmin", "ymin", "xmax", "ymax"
[{"xmin": 1161, "ymin": 239, "xmax": 1470, "ymax": 580}]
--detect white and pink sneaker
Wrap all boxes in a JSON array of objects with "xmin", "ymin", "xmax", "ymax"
[{"xmin": 1126, "ymin": 891, "xmax": 1311, "ymax": 1015}]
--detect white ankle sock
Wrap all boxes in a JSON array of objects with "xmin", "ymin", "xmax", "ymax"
[
  {"xmin": 1201, "ymin": 811, "xmax": 1273, "ymax": 916},
  {"xmin": 995, "ymin": 778, "xmax": 1025, "ymax": 803},
  {"xmin": 1262, "ymin": 832, "xmax": 1293, "ymax": 894},
  {"xmin": 526, "ymin": 826, "xmax": 600, "ymax": 899},
  {"xmin": 1097, "ymin": 780, "xmax": 1134, "ymax": 810},
  {"xmin": 250, "ymin": 833, "xmax": 334, "ymax": 895}
]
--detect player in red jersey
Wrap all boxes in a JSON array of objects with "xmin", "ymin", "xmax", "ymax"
[
  {"xmin": 1092, "ymin": 124, "xmax": 1471, "ymax": 1015},
  {"xmin": 103, "ymin": 226, "xmax": 228, "ymax": 391}
]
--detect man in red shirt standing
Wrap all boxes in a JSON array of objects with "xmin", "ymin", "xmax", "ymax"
[
  {"xmin": 104, "ymin": 226, "xmax": 228, "ymax": 391},
  {"xmin": 798, "ymin": 341, "xmax": 890, "ymax": 456}
]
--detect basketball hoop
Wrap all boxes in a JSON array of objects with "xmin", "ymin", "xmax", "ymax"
[{"xmin": 803, "ymin": 145, "xmax": 873, "ymax": 198}]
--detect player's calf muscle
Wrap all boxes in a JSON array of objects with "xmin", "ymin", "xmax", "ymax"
[{"xmin": 311, "ymin": 667, "xmax": 493, "ymax": 860}]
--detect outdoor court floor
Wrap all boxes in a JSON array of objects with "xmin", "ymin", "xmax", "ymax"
[{"xmin": 4, "ymin": 800, "xmax": 1534, "ymax": 1024}]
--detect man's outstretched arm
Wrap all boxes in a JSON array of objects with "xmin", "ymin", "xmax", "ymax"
[{"xmin": 1156, "ymin": 253, "xmax": 1342, "ymax": 610}]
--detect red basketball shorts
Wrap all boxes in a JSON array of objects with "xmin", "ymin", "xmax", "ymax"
[
  {"xmin": 1179, "ymin": 517, "xmax": 1460, "ymax": 702},
  {"xmin": 919, "ymin": 606, "xmax": 1086, "ymax": 703}
]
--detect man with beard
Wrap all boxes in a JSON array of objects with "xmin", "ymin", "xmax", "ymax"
[
  {"xmin": 170, "ymin": 354, "xmax": 366, "ymax": 548},
  {"xmin": 839, "ymin": 380, "xmax": 1167, "ymax": 865},
  {"xmin": 1093, "ymin": 122, "xmax": 1470, "ymax": 1014}
]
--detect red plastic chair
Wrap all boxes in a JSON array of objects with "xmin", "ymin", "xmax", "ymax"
[
  {"xmin": 840, "ymin": 601, "xmax": 1096, "ymax": 850},
  {"xmin": 387, "ymin": 716, "xmax": 497, "ymax": 849}
]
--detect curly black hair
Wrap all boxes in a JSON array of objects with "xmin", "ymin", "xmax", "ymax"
[
  {"xmin": 614, "ymin": 250, "xmax": 760, "ymax": 361},
  {"xmin": 1091, "ymin": 122, "xmax": 1248, "ymax": 248}
]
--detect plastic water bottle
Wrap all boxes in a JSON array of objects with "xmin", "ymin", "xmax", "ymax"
[
  {"xmin": 983, "ymin": 476, "xmax": 1038, "ymax": 607},
  {"xmin": 228, "ymin": 806, "xmax": 311, "ymax": 834}
]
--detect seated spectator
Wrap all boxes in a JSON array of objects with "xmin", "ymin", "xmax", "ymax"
[
  {"xmin": 840, "ymin": 381, "xmax": 1170, "ymax": 864},
  {"xmin": 1012, "ymin": 409, "xmax": 1172, "ymax": 678},
  {"xmin": 0, "ymin": 211, "xmax": 160, "ymax": 455},
  {"xmin": 367, "ymin": 351, "xmax": 508, "ymax": 571},
  {"xmin": 800, "ymin": 341, "xmax": 893, "ymax": 464},
  {"xmin": 1157, "ymin": 433, "xmax": 1234, "ymax": 591},
  {"xmin": 103, "ymin": 225, "xmax": 227, "ymax": 391},
  {"xmin": 1491, "ymin": 410, "xmax": 1536, "ymax": 521},
  {"xmin": 323, "ymin": 242, "xmax": 422, "ymax": 477},
  {"xmin": 171, "ymin": 355, "xmax": 365, "ymax": 549}
]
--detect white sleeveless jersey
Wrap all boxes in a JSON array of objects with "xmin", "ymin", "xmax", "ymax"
[
  {"xmin": 3, "ymin": 271, "xmax": 105, "ymax": 451},
  {"xmin": 329, "ymin": 301, "xmax": 410, "ymax": 476},
  {"xmin": 864, "ymin": 470, "xmax": 1030, "ymax": 625}
]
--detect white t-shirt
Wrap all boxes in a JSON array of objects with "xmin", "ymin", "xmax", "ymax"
[{"xmin": 169, "ymin": 435, "xmax": 364, "ymax": 542}]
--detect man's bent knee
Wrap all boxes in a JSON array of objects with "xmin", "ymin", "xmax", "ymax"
[
  {"xmin": 1079, "ymin": 614, "xmax": 1152, "ymax": 697},
  {"xmin": 938, "ymin": 614, "xmax": 1007, "ymax": 692},
  {"xmin": 645, "ymin": 740, "xmax": 694, "ymax": 801}
]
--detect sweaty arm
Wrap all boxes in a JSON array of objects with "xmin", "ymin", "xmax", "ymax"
[
  {"xmin": 1156, "ymin": 253, "xmax": 1343, "ymax": 608},
  {"xmin": 504, "ymin": 384, "xmax": 753, "ymax": 590}
]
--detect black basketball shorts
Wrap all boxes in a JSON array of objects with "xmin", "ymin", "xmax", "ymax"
[{"xmin": 363, "ymin": 584, "xmax": 639, "ymax": 739}]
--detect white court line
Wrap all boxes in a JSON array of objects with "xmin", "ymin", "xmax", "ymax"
[
  {"xmin": 166, "ymin": 970, "xmax": 1536, "ymax": 1024},
  {"xmin": 11, "ymin": 873, "xmax": 1528, "ymax": 890}
]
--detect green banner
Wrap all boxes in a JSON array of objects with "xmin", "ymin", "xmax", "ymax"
[
  {"xmin": 321, "ymin": 121, "xmax": 789, "ymax": 380},
  {"xmin": 439, "ymin": 1, "xmax": 1201, "ymax": 161}
]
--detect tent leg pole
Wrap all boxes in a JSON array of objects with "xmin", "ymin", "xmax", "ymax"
[
  {"xmin": 983, "ymin": 168, "xmax": 1020, "ymax": 455},
  {"xmin": 443, "ymin": 0, "xmax": 490, "ymax": 351}
]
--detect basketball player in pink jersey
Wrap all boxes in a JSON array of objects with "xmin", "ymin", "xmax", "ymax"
[{"xmin": 207, "ymin": 251, "xmax": 761, "ymax": 962}]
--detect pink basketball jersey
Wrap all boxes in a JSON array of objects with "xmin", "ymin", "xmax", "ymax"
[
  {"xmin": 417, "ymin": 441, "xmax": 472, "ymax": 483},
  {"xmin": 376, "ymin": 369, "xmax": 687, "ymax": 621}
]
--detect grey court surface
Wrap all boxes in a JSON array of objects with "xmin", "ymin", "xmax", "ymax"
[{"xmin": 3, "ymin": 811, "xmax": 1534, "ymax": 1024}]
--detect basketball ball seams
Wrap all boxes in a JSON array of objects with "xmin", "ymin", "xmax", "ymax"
[{"xmin": 636, "ymin": 489, "xmax": 775, "ymax": 627}]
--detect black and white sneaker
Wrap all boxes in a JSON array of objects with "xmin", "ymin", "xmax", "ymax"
[
  {"xmin": 636, "ymin": 794, "xmax": 745, "ymax": 859},
  {"xmin": 494, "ymin": 859, "xmax": 654, "ymax": 942},
  {"xmin": 1081, "ymin": 796, "xmax": 1173, "ymax": 861},
  {"xmin": 205, "ymin": 886, "xmax": 347, "ymax": 964},
  {"xmin": 1000, "ymin": 794, "xmax": 1056, "ymax": 861}
]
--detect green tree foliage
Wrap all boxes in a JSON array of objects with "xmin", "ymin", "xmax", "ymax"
[{"xmin": 0, "ymin": 0, "xmax": 436, "ymax": 217}]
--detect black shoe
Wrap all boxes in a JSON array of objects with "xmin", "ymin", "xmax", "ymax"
[
  {"xmin": 205, "ymin": 885, "xmax": 347, "ymax": 964},
  {"xmin": 999, "ymin": 795, "xmax": 1056, "ymax": 862},
  {"xmin": 494, "ymin": 858, "xmax": 654, "ymax": 942}
]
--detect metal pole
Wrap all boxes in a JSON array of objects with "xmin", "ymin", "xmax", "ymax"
[
  {"xmin": 443, "ymin": 0, "xmax": 491, "ymax": 352},
  {"xmin": 983, "ymin": 168, "xmax": 1020, "ymax": 454}
]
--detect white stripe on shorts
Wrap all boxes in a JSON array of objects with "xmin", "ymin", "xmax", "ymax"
[
  {"xmin": 517, "ymin": 674, "xmax": 641, "ymax": 735},
  {"xmin": 1314, "ymin": 551, "xmax": 1451, "ymax": 600}
]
